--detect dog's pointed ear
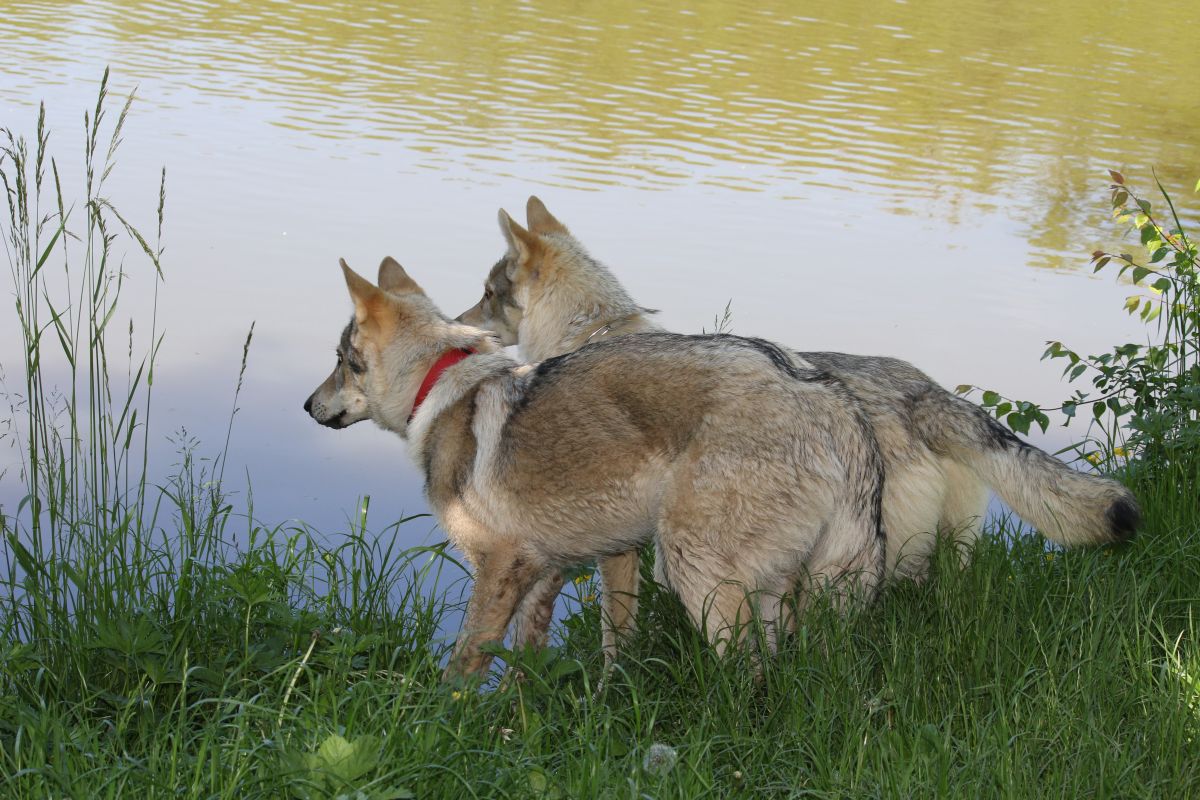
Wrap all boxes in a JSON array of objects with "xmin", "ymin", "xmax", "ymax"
[
  {"xmin": 494, "ymin": 208, "xmax": 537, "ymax": 263},
  {"xmin": 377, "ymin": 256, "xmax": 425, "ymax": 296},
  {"xmin": 526, "ymin": 195, "xmax": 567, "ymax": 235},
  {"xmin": 341, "ymin": 258, "xmax": 387, "ymax": 325}
]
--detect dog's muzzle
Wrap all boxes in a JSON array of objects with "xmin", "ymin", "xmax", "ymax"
[{"xmin": 303, "ymin": 393, "xmax": 348, "ymax": 428}]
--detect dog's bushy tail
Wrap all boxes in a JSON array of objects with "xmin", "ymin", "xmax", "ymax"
[{"xmin": 915, "ymin": 391, "xmax": 1140, "ymax": 545}]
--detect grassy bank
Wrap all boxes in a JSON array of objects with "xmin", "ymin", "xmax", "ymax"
[
  {"xmin": 2, "ymin": 516, "xmax": 1197, "ymax": 799},
  {"xmin": 3, "ymin": 81, "xmax": 1199, "ymax": 799}
]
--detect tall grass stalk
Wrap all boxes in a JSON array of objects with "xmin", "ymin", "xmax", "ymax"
[{"xmin": 2, "ymin": 69, "xmax": 159, "ymax": 640}]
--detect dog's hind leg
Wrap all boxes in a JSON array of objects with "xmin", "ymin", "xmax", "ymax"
[
  {"xmin": 599, "ymin": 550, "xmax": 641, "ymax": 667},
  {"xmin": 937, "ymin": 461, "xmax": 988, "ymax": 569},
  {"xmin": 658, "ymin": 542, "xmax": 755, "ymax": 657},
  {"xmin": 796, "ymin": 504, "xmax": 886, "ymax": 615},
  {"xmin": 687, "ymin": 578, "xmax": 756, "ymax": 657},
  {"xmin": 751, "ymin": 583, "xmax": 795, "ymax": 657},
  {"xmin": 444, "ymin": 547, "xmax": 543, "ymax": 681}
]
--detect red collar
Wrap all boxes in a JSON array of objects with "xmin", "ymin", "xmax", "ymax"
[{"xmin": 409, "ymin": 348, "xmax": 475, "ymax": 422}]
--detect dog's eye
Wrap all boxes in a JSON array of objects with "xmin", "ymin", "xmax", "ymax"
[
  {"xmin": 483, "ymin": 288, "xmax": 493, "ymax": 301},
  {"xmin": 336, "ymin": 351, "xmax": 344, "ymax": 365}
]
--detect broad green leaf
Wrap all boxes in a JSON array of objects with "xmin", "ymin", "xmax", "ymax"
[
  {"xmin": 1150, "ymin": 246, "xmax": 1169, "ymax": 263},
  {"xmin": 529, "ymin": 770, "xmax": 548, "ymax": 793},
  {"xmin": 981, "ymin": 390, "xmax": 1000, "ymax": 406},
  {"xmin": 1112, "ymin": 190, "xmax": 1128, "ymax": 207},
  {"xmin": 528, "ymin": 767, "xmax": 563, "ymax": 798},
  {"xmin": 1131, "ymin": 266, "xmax": 1151, "ymax": 284},
  {"xmin": 306, "ymin": 734, "xmax": 380, "ymax": 783},
  {"xmin": 1006, "ymin": 412, "xmax": 1031, "ymax": 435}
]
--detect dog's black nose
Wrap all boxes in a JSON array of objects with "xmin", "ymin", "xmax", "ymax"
[{"xmin": 303, "ymin": 395, "xmax": 313, "ymax": 415}]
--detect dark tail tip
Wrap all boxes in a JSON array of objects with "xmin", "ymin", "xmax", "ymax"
[{"xmin": 1107, "ymin": 495, "xmax": 1141, "ymax": 542}]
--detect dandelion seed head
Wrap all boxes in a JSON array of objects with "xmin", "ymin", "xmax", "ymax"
[{"xmin": 642, "ymin": 743, "xmax": 677, "ymax": 776}]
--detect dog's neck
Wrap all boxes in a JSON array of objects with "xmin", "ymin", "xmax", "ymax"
[
  {"xmin": 405, "ymin": 350, "xmax": 519, "ymax": 470},
  {"xmin": 517, "ymin": 268, "xmax": 661, "ymax": 361},
  {"xmin": 508, "ymin": 234, "xmax": 662, "ymax": 360},
  {"xmin": 407, "ymin": 348, "xmax": 476, "ymax": 422},
  {"xmin": 579, "ymin": 311, "xmax": 658, "ymax": 346}
]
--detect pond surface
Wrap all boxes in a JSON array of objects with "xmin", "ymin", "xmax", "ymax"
[{"xmin": 2, "ymin": 0, "xmax": 1197, "ymax": 541}]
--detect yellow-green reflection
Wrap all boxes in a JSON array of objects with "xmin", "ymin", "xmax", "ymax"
[
  {"xmin": 3, "ymin": 0, "xmax": 1198, "ymax": 287},
  {"xmin": 4, "ymin": 1, "xmax": 1196, "ymax": 218}
]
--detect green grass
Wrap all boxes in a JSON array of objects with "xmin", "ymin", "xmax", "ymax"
[
  {"xmin": 3, "ymin": 78, "xmax": 1199, "ymax": 799},
  {"xmin": 2, "ymin": 516, "xmax": 1197, "ymax": 798}
]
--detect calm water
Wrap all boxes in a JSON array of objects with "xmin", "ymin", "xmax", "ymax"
[{"xmin": 1, "ymin": 0, "xmax": 1197, "ymax": 539}]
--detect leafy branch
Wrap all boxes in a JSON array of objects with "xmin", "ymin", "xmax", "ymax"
[{"xmin": 957, "ymin": 171, "xmax": 1199, "ymax": 466}]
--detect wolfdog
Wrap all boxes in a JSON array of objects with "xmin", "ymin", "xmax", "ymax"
[
  {"xmin": 305, "ymin": 257, "xmax": 886, "ymax": 679},
  {"xmin": 457, "ymin": 197, "xmax": 1141, "ymax": 652}
]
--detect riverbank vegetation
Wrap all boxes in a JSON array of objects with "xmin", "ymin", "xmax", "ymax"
[{"xmin": 2, "ymin": 80, "xmax": 1197, "ymax": 799}]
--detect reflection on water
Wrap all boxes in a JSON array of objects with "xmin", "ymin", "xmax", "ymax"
[
  {"xmin": 5, "ymin": 2, "xmax": 1197, "ymax": 218},
  {"xmin": 1, "ymin": 0, "xmax": 1197, "ymax": 536}
]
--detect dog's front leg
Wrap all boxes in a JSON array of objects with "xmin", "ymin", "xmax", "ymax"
[
  {"xmin": 599, "ymin": 550, "xmax": 641, "ymax": 668},
  {"xmin": 510, "ymin": 570, "xmax": 564, "ymax": 651},
  {"xmin": 497, "ymin": 570, "xmax": 564, "ymax": 689},
  {"xmin": 443, "ymin": 548, "xmax": 542, "ymax": 681}
]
